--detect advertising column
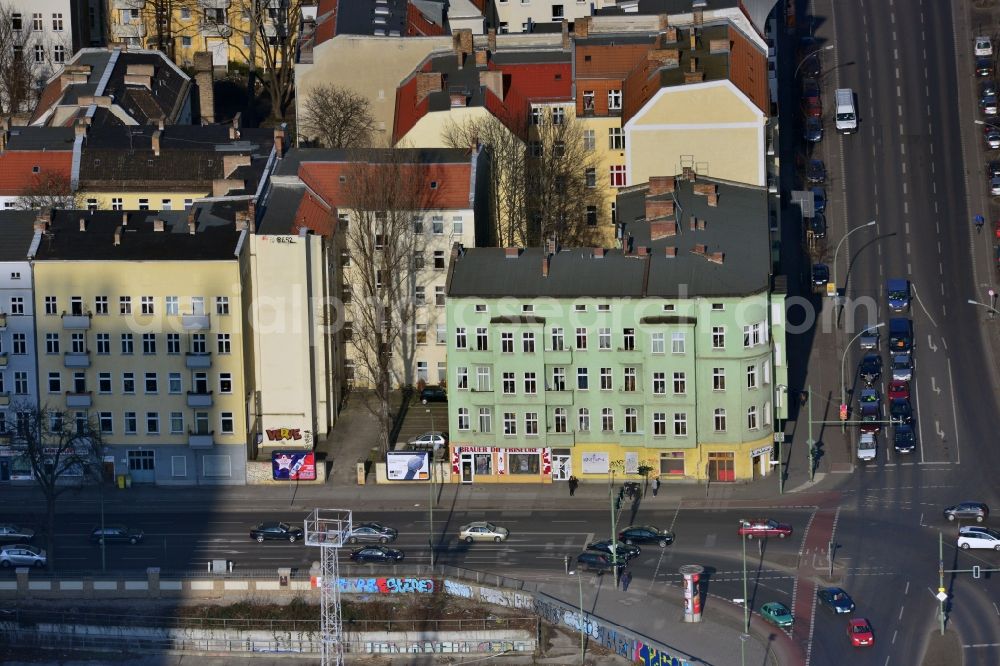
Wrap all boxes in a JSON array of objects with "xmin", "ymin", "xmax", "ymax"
[{"xmin": 679, "ymin": 564, "xmax": 704, "ymax": 622}]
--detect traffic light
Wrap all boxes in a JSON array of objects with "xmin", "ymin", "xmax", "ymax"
[
  {"xmin": 839, "ymin": 403, "xmax": 848, "ymax": 421},
  {"xmin": 973, "ymin": 566, "xmax": 981, "ymax": 579}
]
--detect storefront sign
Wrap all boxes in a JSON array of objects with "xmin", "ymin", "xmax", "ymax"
[
  {"xmin": 271, "ymin": 451, "xmax": 317, "ymax": 480},
  {"xmin": 386, "ymin": 451, "xmax": 429, "ymax": 480},
  {"xmin": 582, "ymin": 451, "xmax": 609, "ymax": 474},
  {"xmin": 624, "ymin": 452, "xmax": 639, "ymax": 474},
  {"xmin": 749, "ymin": 445, "xmax": 773, "ymax": 458},
  {"xmin": 456, "ymin": 446, "xmax": 492, "ymax": 453}
]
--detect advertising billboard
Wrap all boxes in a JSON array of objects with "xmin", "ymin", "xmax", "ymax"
[
  {"xmin": 386, "ymin": 451, "xmax": 430, "ymax": 481},
  {"xmin": 271, "ymin": 451, "xmax": 317, "ymax": 481}
]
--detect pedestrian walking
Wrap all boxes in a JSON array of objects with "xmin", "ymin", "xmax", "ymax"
[
  {"xmin": 568, "ymin": 475, "xmax": 579, "ymax": 496},
  {"xmin": 652, "ymin": 477, "xmax": 660, "ymax": 497},
  {"xmin": 621, "ymin": 570, "xmax": 632, "ymax": 592}
]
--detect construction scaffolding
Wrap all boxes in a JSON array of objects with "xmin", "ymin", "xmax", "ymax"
[{"xmin": 304, "ymin": 508, "xmax": 353, "ymax": 666}]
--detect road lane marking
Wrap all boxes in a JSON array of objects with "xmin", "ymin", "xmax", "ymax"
[
  {"xmin": 947, "ymin": 357, "xmax": 960, "ymax": 464},
  {"xmin": 892, "ymin": 630, "xmax": 898, "ymax": 644},
  {"xmin": 905, "ymin": 581, "xmax": 910, "ymax": 595},
  {"xmin": 898, "ymin": 605, "xmax": 904, "ymax": 620}
]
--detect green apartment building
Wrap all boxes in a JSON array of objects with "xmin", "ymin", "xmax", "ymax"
[{"xmin": 444, "ymin": 174, "xmax": 787, "ymax": 484}]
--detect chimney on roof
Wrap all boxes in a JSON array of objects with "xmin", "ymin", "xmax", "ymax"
[
  {"xmin": 645, "ymin": 198, "xmax": 674, "ymax": 220},
  {"xmin": 273, "ymin": 124, "xmax": 286, "ymax": 158},
  {"xmin": 692, "ymin": 243, "xmax": 708, "ymax": 255},
  {"xmin": 561, "ymin": 20, "xmax": 570, "ymax": 50},
  {"xmin": 693, "ymin": 7, "xmax": 704, "ymax": 26},
  {"xmin": 707, "ymin": 192, "xmax": 719, "ymax": 206},
  {"xmin": 504, "ymin": 247, "xmax": 519, "ymax": 259},
  {"xmin": 593, "ymin": 247, "xmax": 605, "ymax": 258},
  {"xmin": 689, "ymin": 28, "xmax": 697, "ymax": 50},
  {"xmin": 113, "ymin": 225, "xmax": 123, "ymax": 246},
  {"xmin": 33, "ymin": 208, "xmax": 51, "ymax": 233},
  {"xmin": 474, "ymin": 48, "xmax": 488, "ymax": 68},
  {"xmin": 693, "ymin": 181, "xmax": 717, "ymax": 197},
  {"xmin": 487, "ymin": 28, "xmax": 497, "ymax": 53},
  {"xmin": 157, "ymin": 117, "xmax": 165, "ymax": 131},
  {"xmin": 664, "ymin": 26, "xmax": 678, "ymax": 42},
  {"xmin": 480, "ymin": 70, "xmax": 503, "ymax": 101},
  {"xmin": 696, "ymin": 218, "xmax": 707, "ymax": 230},
  {"xmin": 235, "ymin": 210, "xmax": 249, "ymax": 231},
  {"xmin": 689, "ymin": 56, "xmax": 698, "ymax": 73},
  {"xmin": 648, "ymin": 176, "xmax": 675, "ymax": 195},
  {"xmin": 542, "ymin": 254, "xmax": 550, "ymax": 277},
  {"xmin": 664, "ymin": 246, "xmax": 676, "ymax": 257},
  {"xmin": 637, "ymin": 246, "xmax": 650, "ymax": 256},
  {"xmin": 153, "ymin": 219, "xmax": 165, "ymax": 232},
  {"xmin": 451, "ymin": 242, "xmax": 463, "ymax": 261},
  {"xmin": 650, "ymin": 220, "xmax": 677, "ymax": 240},
  {"xmin": 59, "ymin": 71, "xmax": 89, "ymax": 90},
  {"xmin": 78, "ymin": 218, "xmax": 86, "ymax": 232},
  {"xmin": 121, "ymin": 212, "xmax": 129, "ymax": 226},
  {"xmin": 708, "ymin": 251, "xmax": 725, "ymax": 264},
  {"xmin": 123, "ymin": 63, "xmax": 153, "ymax": 89},
  {"xmin": 453, "ymin": 28, "xmax": 473, "ymax": 68},
  {"xmin": 151, "ymin": 129, "xmax": 161, "ymax": 157},
  {"xmin": 187, "ymin": 209, "xmax": 197, "ymax": 235},
  {"xmin": 193, "ymin": 52, "xmax": 215, "ymax": 124},
  {"xmin": 682, "ymin": 166, "xmax": 695, "ymax": 180},
  {"xmin": 574, "ymin": 16, "xmax": 589, "ymax": 38},
  {"xmin": 74, "ymin": 118, "xmax": 87, "ymax": 139},
  {"xmin": 416, "ymin": 72, "xmax": 443, "ymax": 103},
  {"xmin": 223, "ymin": 153, "xmax": 252, "ymax": 177}
]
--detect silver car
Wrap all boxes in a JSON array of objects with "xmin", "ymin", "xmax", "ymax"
[
  {"xmin": 891, "ymin": 354, "xmax": 913, "ymax": 381},
  {"xmin": 0, "ymin": 524, "xmax": 35, "ymax": 543},
  {"xmin": 0, "ymin": 544, "xmax": 46, "ymax": 568},
  {"xmin": 859, "ymin": 328, "xmax": 879, "ymax": 351}
]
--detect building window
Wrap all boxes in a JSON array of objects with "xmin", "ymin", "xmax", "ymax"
[
  {"xmin": 146, "ymin": 412, "xmax": 160, "ymax": 435},
  {"xmin": 575, "ymin": 327, "xmax": 587, "ymax": 350},
  {"xmin": 671, "ymin": 332, "xmax": 686, "ymax": 354},
  {"xmin": 712, "ymin": 367, "xmax": 726, "ymax": 391},
  {"xmin": 99, "ymin": 412, "xmax": 113, "ymax": 434},
  {"xmin": 215, "ymin": 297, "xmax": 229, "ymax": 315},
  {"xmin": 598, "ymin": 328, "xmax": 611, "ymax": 350},
  {"xmin": 747, "ymin": 364, "xmax": 758, "ymax": 389},
  {"xmin": 170, "ymin": 412, "xmax": 184, "ymax": 434},
  {"xmin": 599, "ymin": 367, "xmax": 612, "ymax": 391},
  {"xmin": 93, "ymin": 295, "xmax": 108, "ymax": 315},
  {"xmin": 476, "ymin": 366, "xmax": 490, "ymax": 391},
  {"xmin": 11, "ymin": 13, "xmax": 22, "ymax": 30},
  {"xmin": 652, "ymin": 412, "xmax": 666, "ymax": 436},
  {"xmin": 714, "ymin": 408, "xmax": 727, "ymax": 432},
  {"xmin": 583, "ymin": 129, "xmax": 595, "ymax": 150},
  {"xmin": 166, "ymin": 334, "xmax": 180, "ymax": 354},
  {"xmin": 673, "ymin": 412, "xmax": 688, "ymax": 436},
  {"xmin": 747, "ymin": 406, "xmax": 759, "ymax": 430},
  {"xmin": 601, "ymin": 408, "xmax": 614, "ymax": 432},
  {"xmin": 220, "ymin": 413, "xmax": 234, "ymax": 434},
  {"xmin": 168, "ymin": 373, "xmax": 182, "ymax": 394},
  {"xmin": 610, "ymin": 165, "xmax": 626, "ymax": 187},
  {"xmin": 436, "ymin": 324, "xmax": 446, "ymax": 345},
  {"xmin": 122, "ymin": 372, "xmax": 135, "ymax": 394},
  {"xmin": 712, "ymin": 326, "xmax": 726, "ymax": 349},
  {"xmin": 455, "ymin": 327, "xmax": 467, "ymax": 349},
  {"xmin": 124, "ymin": 412, "xmax": 137, "ymax": 434},
  {"xmin": 44, "ymin": 296, "xmax": 57, "ymax": 315},
  {"xmin": 110, "ymin": 197, "xmax": 123, "ymax": 211},
  {"xmin": 161, "ymin": 296, "xmax": 177, "ymax": 315},
  {"xmin": 608, "ymin": 90, "xmax": 622, "ymax": 110},
  {"xmin": 34, "ymin": 44, "xmax": 45, "ymax": 63},
  {"xmin": 138, "ymin": 198, "xmax": 149, "ymax": 210},
  {"xmin": 9, "ymin": 297, "xmax": 24, "ymax": 314},
  {"xmin": 456, "ymin": 366, "xmax": 468, "ymax": 389},
  {"xmin": 609, "ymin": 127, "xmax": 625, "ymax": 150},
  {"xmin": 673, "ymin": 372, "xmax": 686, "ymax": 395},
  {"xmin": 501, "ymin": 332, "xmax": 513, "ymax": 353},
  {"xmin": 529, "ymin": 141, "xmax": 542, "ymax": 157},
  {"xmin": 217, "ymin": 334, "xmax": 231, "ymax": 354},
  {"xmin": 85, "ymin": 197, "xmax": 97, "ymax": 211},
  {"xmin": 660, "ymin": 452, "xmax": 685, "ymax": 476},
  {"xmin": 433, "ymin": 250, "xmax": 446, "ymax": 269},
  {"xmin": 503, "ymin": 412, "xmax": 517, "ymax": 436},
  {"xmin": 53, "ymin": 45, "xmax": 65, "ymax": 63},
  {"xmin": 12, "ymin": 334, "xmax": 26, "ymax": 354},
  {"xmin": 435, "ymin": 286, "xmax": 445, "ymax": 306},
  {"xmin": 47, "ymin": 372, "xmax": 61, "ymax": 393},
  {"xmin": 583, "ymin": 90, "xmax": 595, "ymax": 111},
  {"xmin": 457, "ymin": 408, "xmax": 470, "ymax": 431},
  {"xmin": 502, "ymin": 372, "xmax": 516, "ymax": 395},
  {"xmin": 416, "ymin": 325, "xmax": 427, "ymax": 345},
  {"xmin": 622, "ymin": 328, "xmax": 635, "ymax": 351},
  {"xmin": 624, "ymin": 408, "xmax": 638, "ymax": 434},
  {"xmin": 553, "ymin": 140, "xmax": 566, "ymax": 158},
  {"xmin": 652, "ymin": 371, "xmax": 666, "ymax": 395},
  {"xmin": 525, "ymin": 412, "xmax": 538, "ymax": 435},
  {"xmin": 743, "ymin": 322, "xmax": 765, "ymax": 347},
  {"xmin": 551, "ymin": 367, "xmax": 566, "ymax": 391},
  {"xmin": 142, "ymin": 333, "xmax": 156, "ymax": 354},
  {"xmin": 191, "ymin": 334, "xmax": 207, "ymax": 354},
  {"xmin": 119, "ymin": 296, "xmax": 131, "ymax": 314},
  {"xmin": 52, "ymin": 12, "xmax": 63, "ymax": 30},
  {"xmin": 432, "ymin": 217, "xmax": 444, "ymax": 235},
  {"xmin": 586, "ymin": 206, "xmax": 598, "ymax": 226},
  {"xmin": 98, "ymin": 373, "xmax": 112, "ymax": 394},
  {"xmin": 476, "ymin": 327, "xmax": 488, "ymax": 351},
  {"xmin": 479, "ymin": 408, "xmax": 492, "ymax": 433},
  {"xmin": 119, "ymin": 333, "xmax": 133, "ymax": 355},
  {"xmin": 522, "ymin": 332, "xmax": 535, "ymax": 353},
  {"xmin": 623, "ymin": 367, "xmax": 637, "ymax": 392},
  {"xmin": 45, "ymin": 333, "xmax": 59, "ymax": 354},
  {"xmin": 219, "ymin": 373, "xmax": 232, "ymax": 394},
  {"xmin": 453, "ymin": 217, "xmax": 464, "ymax": 235},
  {"xmin": 576, "ymin": 367, "xmax": 588, "ymax": 390},
  {"xmin": 182, "ymin": 36, "xmax": 192, "ymax": 46},
  {"xmin": 414, "ymin": 286, "xmax": 425, "ymax": 306},
  {"xmin": 523, "ymin": 372, "xmax": 537, "ymax": 394},
  {"xmin": 530, "ymin": 106, "xmax": 542, "ymax": 125},
  {"xmin": 144, "ymin": 372, "xmax": 158, "ymax": 393}
]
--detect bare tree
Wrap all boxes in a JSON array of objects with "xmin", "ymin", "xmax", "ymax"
[
  {"xmin": 0, "ymin": 5, "xmax": 43, "ymax": 115},
  {"xmin": 8, "ymin": 403, "xmax": 105, "ymax": 571},
  {"xmin": 299, "ymin": 84, "xmax": 377, "ymax": 148},
  {"xmin": 525, "ymin": 112, "xmax": 604, "ymax": 247},
  {"xmin": 340, "ymin": 151, "xmax": 431, "ymax": 455},
  {"xmin": 14, "ymin": 171, "xmax": 79, "ymax": 209},
  {"xmin": 441, "ymin": 114, "xmax": 528, "ymax": 247}
]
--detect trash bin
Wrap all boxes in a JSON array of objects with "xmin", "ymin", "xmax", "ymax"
[
  {"xmin": 125, "ymin": 475, "xmax": 132, "ymax": 488},
  {"xmin": 117, "ymin": 474, "xmax": 126, "ymax": 489}
]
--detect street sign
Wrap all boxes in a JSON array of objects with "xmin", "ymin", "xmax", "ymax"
[
  {"xmin": 839, "ymin": 404, "xmax": 848, "ymax": 421},
  {"xmin": 826, "ymin": 283, "xmax": 837, "ymax": 296},
  {"xmin": 773, "ymin": 432, "xmax": 785, "ymax": 443},
  {"xmin": 936, "ymin": 592, "xmax": 948, "ymax": 602},
  {"xmin": 973, "ymin": 566, "xmax": 981, "ymax": 579}
]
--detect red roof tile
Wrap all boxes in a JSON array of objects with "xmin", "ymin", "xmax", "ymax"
[
  {"xmin": 407, "ymin": 3, "xmax": 446, "ymax": 36},
  {"xmin": 292, "ymin": 189, "xmax": 335, "ymax": 236},
  {"xmin": 313, "ymin": 0, "xmax": 339, "ymax": 47},
  {"xmin": 490, "ymin": 62, "xmax": 572, "ymax": 102},
  {"xmin": 298, "ymin": 160, "xmax": 473, "ymax": 212},
  {"xmin": 0, "ymin": 151, "xmax": 73, "ymax": 195}
]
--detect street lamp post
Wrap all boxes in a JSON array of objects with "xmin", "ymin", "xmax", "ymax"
[
  {"xmin": 423, "ymin": 401, "xmax": 437, "ymax": 567},
  {"xmin": 793, "ymin": 44, "xmax": 835, "ymax": 79},
  {"xmin": 832, "ymin": 220, "xmax": 877, "ymax": 308},
  {"xmin": 968, "ymin": 298, "xmax": 1000, "ymax": 319},
  {"xmin": 568, "ymin": 569, "xmax": 585, "ymax": 662},
  {"xmin": 775, "ymin": 384, "xmax": 787, "ymax": 494},
  {"xmin": 840, "ymin": 322, "xmax": 885, "ymax": 433}
]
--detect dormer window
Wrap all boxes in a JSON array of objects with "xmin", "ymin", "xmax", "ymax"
[
  {"xmin": 430, "ymin": 181, "xmax": 438, "ymax": 189},
  {"xmin": 32, "ymin": 165, "xmax": 40, "ymax": 173}
]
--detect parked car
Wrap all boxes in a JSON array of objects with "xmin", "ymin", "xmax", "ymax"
[
  {"xmin": 587, "ymin": 539, "xmax": 640, "ymax": 561},
  {"xmin": 991, "ymin": 176, "xmax": 1000, "ymax": 196},
  {"xmin": 888, "ymin": 380, "xmax": 909, "ymax": 400},
  {"xmin": 347, "ymin": 522, "xmax": 398, "ymax": 544},
  {"xmin": 859, "ymin": 402, "xmax": 880, "ymax": 434},
  {"xmin": 349, "ymin": 546, "xmax": 404, "ymax": 564},
  {"xmin": 0, "ymin": 544, "xmax": 46, "ymax": 568},
  {"xmin": 809, "ymin": 212, "xmax": 827, "ymax": 238},
  {"xmin": 807, "ymin": 159, "xmax": 826, "ymax": 183},
  {"xmin": 804, "ymin": 116, "xmax": 823, "ymax": 142},
  {"xmin": 891, "ymin": 353, "xmax": 913, "ymax": 382},
  {"xmin": 818, "ymin": 587, "xmax": 856, "ymax": 614},
  {"xmin": 859, "ymin": 328, "xmax": 879, "ymax": 350},
  {"xmin": 0, "ymin": 524, "xmax": 35, "ymax": 543},
  {"xmin": 858, "ymin": 388, "xmax": 880, "ymax": 407},
  {"xmin": 459, "ymin": 521, "xmax": 509, "ymax": 543},
  {"xmin": 760, "ymin": 602, "xmax": 794, "ymax": 628},
  {"xmin": 957, "ymin": 526, "xmax": 1000, "ymax": 550},
  {"xmin": 576, "ymin": 551, "xmax": 618, "ymax": 573},
  {"xmin": 848, "ymin": 618, "xmax": 875, "ymax": 647},
  {"xmin": 249, "ymin": 522, "xmax": 303, "ymax": 543},
  {"xmin": 981, "ymin": 80, "xmax": 998, "ymax": 116},
  {"xmin": 893, "ymin": 424, "xmax": 917, "ymax": 453},
  {"xmin": 419, "ymin": 385, "xmax": 447, "ymax": 403},
  {"xmin": 811, "ymin": 186, "xmax": 827, "ymax": 213},
  {"xmin": 408, "ymin": 431, "xmax": 447, "ymax": 450},
  {"xmin": 618, "ymin": 525, "xmax": 675, "ymax": 547},
  {"xmin": 91, "ymin": 525, "xmax": 145, "ymax": 545},
  {"xmin": 943, "ymin": 502, "xmax": 989, "ymax": 523},
  {"xmin": 976, "ymin": 35, "xmax": 994, "ymax": 57},
  {"xmin": 802, "ymin": 77, "xmax": 821, "ymax": 100},
  {"xmin": 737, "ymin": 518, "xmax": 792, "ymax": 539},
  {"xmin": 976, "ymin": 56, "xmax": 994, "ymax": 77},
  {"xmin": 857, "ymin": 432, "xmax": 877, "ymax": 462},
  {"xmin": 802, "ymin": 96, "xmax": 822, "ymax": 119},
  {"xmin": 987, "ymin": 160, "xmax": 1000, "ymax": 179},
  {"xmin": 889, "ymin": 398, "xmax": 913, "ymax": 424},
  {"xmin": 859, "ymin": 354, "xmax": 882, "ymax": 384},
  {"xmin": 984, "ymin": 122, "xmax": 1000, "ymax": 149},
  {"xmin": 811, "ymin": 263, "xmax": 830, "ymax": 288}
]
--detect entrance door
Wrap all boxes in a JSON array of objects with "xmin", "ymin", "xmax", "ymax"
[
  {"xmin": 707, "ymin": 452, "xmax": 735, "ymax": 482},
  {"xmin": 460, "ymin": 453, "xmax": 474, "ymax": 484},
  {"xmin": 127, "ymin": 450, "xmax": 156, "ymax": 483},
  {"xmin": 752, "ymin": 455, "xmax": 762, "ymax": 480},
  {"xmin": 552, "ymin": 455, "xmax": 571, "ymax": 480},
  {"xmin": 0, "ymin": 460, "xmax": 9, "ymax": 482}
]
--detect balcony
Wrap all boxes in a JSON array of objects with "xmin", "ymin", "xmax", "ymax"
[
  {"xmin": 201, "ymin": 21, "xmax": 233, "ymax": 37},
  {"xmin": 61, "ymin": 311, "xmax": 92, "ymax": 330},
  {"xmin": 187, "ymin": 391, "xmax": 213, "ymax": 408},
  {"xmin": 199, "ymin": 0, "xmax": 231, "ymax": 8},
  {"xmin": 188, "ymin": 430, "xmax": 215, "ymax": 448},
  {"xmin": 544, "ymin": 389, "xmax": 574, "ymax": 406},
  {"xmin": 185, "ymin": 352, "xmax": 212, "ymax": 369},
  {"xmin": 467, "ymin": 389, "xmax": 496, "ymax": 406},
  {"xmin": 111, "ymin": 22, "xmax": 146, "ymax": 39},
  {"xmin": 182, "ymin": 313, "xmax": 211, "ymax": 330},
  {"xmin": 0, "ymin": 392, "xmax": 9, "ymax": 407},
  {"xmin": 0, "ymin": 312, "xmax": 6, "ymax": 329},
  {"xmin": 64, "ymin": 351, "xmax": 91, "ymax": 368},
  {"xmin": 0, "ymin": 352, "xmax": 7, "ymax": 368},
  {"xmin": 65, "ymin": 391, "xmax": 92, "ymax": 408},
  {"xmin": 113, "ymin": 0, "xmax": 144, "ymax": 8}
]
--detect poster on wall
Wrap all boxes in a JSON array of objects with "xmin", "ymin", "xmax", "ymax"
[
  {"xmin": 386, "ymin": 451, "xmax": 430, "ymax": 480},
  {"xmin": 581, "ymin": 451, "xmax": 609, "ymax": 474},
  {"xmin": 271, "ymin": 451, "xmax": 317, "ymax": 480},
  {"xmin": 625, "ymin": 452, "xmax": 639, "ymax": 475}
]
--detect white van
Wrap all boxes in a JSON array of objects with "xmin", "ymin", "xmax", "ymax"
[{"xmin": 835, "ymin": 88, "xmax": 857, "ymax": 133}]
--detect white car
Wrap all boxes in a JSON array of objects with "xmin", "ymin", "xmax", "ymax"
[
  {"xmin": 857, "ymin": 432, "xmax": 876, "ymax": 462},
  {"xmin": 976, "ymin": 36, "xmax": 993, "ymax": 57},
  {"xmin": 0, "ymin": 544, "xmax": 46, "ymax": 568},
  {"xmin": 459, "ymin": 521, "xmax": 509, "ymax": 543},
  {"xmin": 957, "ymin": 526, "xmax": 1000, "ymax": 550}
]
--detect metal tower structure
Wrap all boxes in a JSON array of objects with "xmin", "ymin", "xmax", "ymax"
[{"xmin": 304, "ymin": 508, "xmax": 352, "ymax": 665}]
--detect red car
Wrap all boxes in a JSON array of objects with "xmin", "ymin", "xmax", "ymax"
[
  {"xmin": 737, "ymin": 518, "xmax": 793, "ymax": 539},
  {"xmin": 802, "ymin": 97, "xmax": 822, "ymax": 118},
  {"xmin": 888, "ymin": 380, "xmax": 910, "ymax": 401},
  {"xmin": 848, "ymin": 618, "xmax": 874, "ymax": 647}
]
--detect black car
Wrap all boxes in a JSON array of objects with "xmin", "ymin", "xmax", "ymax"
[
  {"xmin": 576, "ymin": 551, "xmax": 617, "ymax": 573},
  {"xmin": 893, "ymin": 424, "xmax": 916, "ymax": 453},
  {"xmin": 859, "ymin": 354, "xmax": 882, "ymax": 384},
  {"xmin": 807, "ymin": 159, "xmax": 826, "ymax": 183},
  {"xmin": 91, "ymin": 525, "xmax": 144, "ymax": 545},
  {"xmin": 811, "ymin": 263, "xmax": 830, "ymax": 288},
  {"xmin": 944, "ymin": 503, "xmax": 989, "ymax": 523},
  {"xmin": 976, "ymin": 56, "xmax": 994, "ymax": 77},
  {"xmin": 817, "ymin": 587, "xmax": 856, "ymax": 614},
  {"xmin": 804, "ymin": 116, "xmax": 823, "ymax": 143},
  {"xmin": 811, "ymin": 186, "xmax": 827, "ymax": 213},
  {"xmin": 587, "ymin": 539, "xmax": 640, "ymax": 562},
  {"xmin": 419, "ymin": 385, "xmax": 447, "ymax": 403},
  {"xmin": 618, "ymin": 525, "xmax": 674, "ymax": 547},
  {"xmin": 347, "ymin": 522, "xmax": 398, "ymax": 544},
  {"xmin": 889, "ymin": 398, "xmax": 913, "ymax": 424},
  {"xmin": 349, "ymin": 546, "xmax": 404, "ymax": 563},
  {"xmin": 801, "ymin": 77, "xmax": 821, "ymax": 100},
  {"xmin": 988, "ymin": 160, "xmax": 1000, "ymax": 179},
  {"xmin": 809, "ymin": 213, "xmax": 827, "ymax": 238},
  {"xmin": 250, "ymin": 522, "xmax": 304, "ymax": 543}
]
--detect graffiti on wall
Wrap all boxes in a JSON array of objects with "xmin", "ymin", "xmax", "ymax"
[
  {"xmin": 337, "ymin": 578, "xmax": 434, "ymax": 594},
  {"xmin": 633, "ymin": 642, "xmax": 689, "ymax": 666},
  {"xmin": 363, "ymin": 640, "xmax": 531, "ymax": 654}
]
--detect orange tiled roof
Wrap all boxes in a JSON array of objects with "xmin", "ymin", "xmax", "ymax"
[
  {"xmin": 298, "ymin": 160, "xmax": 473, "ymax": 211},
  {"xmin": 0, "ymin": 151, "xmax": 73, "ymax": 195},
  {"xmin": 292, "ymin": 189, "xmax": 335, "ymax": 236}
]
